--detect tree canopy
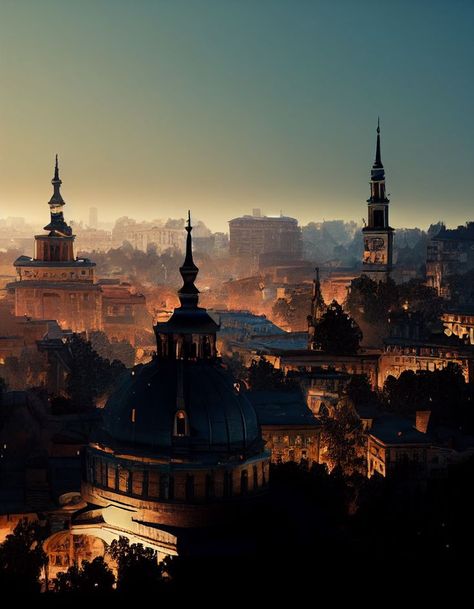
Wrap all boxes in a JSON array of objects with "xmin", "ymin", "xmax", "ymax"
[{"xmin": 312, "ymin": 300, "xmax": 362, "ymax": 354}]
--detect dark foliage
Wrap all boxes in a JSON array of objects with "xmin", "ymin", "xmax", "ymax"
[
  {"xmin": 107, "ymin": 537, "xmax": 164, "ymax": 593},
  {"xmin": 67, "ymin": 334, "xmax": 126, "ymax": 411},
  {"xmin": 0, "ymin": 519, "xmax": 48, "ymax": 594},
  {"xmin": 247, "ymin": 357, "xmax": 297, "ymax": 391},
  {"xmin": 313, "ymin": 300, "xmax": 362, "ymax": 354},
  {"xmin": 382, "ymin": 363, "xmax": 474, "ymax": 431},
  {"xmin": 54, "ymin": 557, "xmax": 115, "ymax": 594}
]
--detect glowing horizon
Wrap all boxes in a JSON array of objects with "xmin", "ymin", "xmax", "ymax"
[{"xmin": 0, "ymin": 1, "xmax": 473, "ymax": 234}]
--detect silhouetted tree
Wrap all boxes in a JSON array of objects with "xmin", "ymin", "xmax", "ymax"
[
  {"xmin": 108, "ymin": 537, "xmax": 164, "ymax": 593},
  {"xmin": 313, "ymin": 301, "xmax": 362, "ymax": 354},
  {"xmin": 247, "ymin": 357, "xmax": 296, "ymax": 391},
  {"xmin": 54, "ymin": 557, "xmax": 115, "ymax": 594},
  {"xmin": 0, "ymin": 518, "xmax": 48, "ymax": 593},
  {"xmin": 67, "ymin": 335, "xmax": 126, "ymax": 411}
]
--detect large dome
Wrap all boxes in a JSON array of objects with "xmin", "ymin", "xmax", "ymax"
[{"xmin": 101, "ymin": 359, "xmax": 262, "ymax": 457}]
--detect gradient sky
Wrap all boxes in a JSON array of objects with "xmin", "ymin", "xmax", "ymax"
[{"xmin": 0, "ymin": 0, "xmax": 473, "ymax": 232}]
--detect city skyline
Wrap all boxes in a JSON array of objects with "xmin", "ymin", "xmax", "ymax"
[{"xmin": 0, "ymin": 1, "xmax": 473, "ymax": 232}]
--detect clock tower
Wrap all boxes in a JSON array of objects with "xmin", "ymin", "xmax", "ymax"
[{"xmin": 362, "ymin": 120, "xmax": 394, "ymax": 282}]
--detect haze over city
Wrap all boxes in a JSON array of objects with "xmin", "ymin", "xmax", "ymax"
[
  {"xmin": 1, "ymin": 0, "xmax": 474, "ymax": 595},
  {"xmin": 1, "ymin": 0, "xmax": 473, "ymax": 232}
]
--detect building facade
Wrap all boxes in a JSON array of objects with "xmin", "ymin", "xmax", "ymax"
[
  {"xmin": 9, "ymin": 157, "xmax": 102, "ymax": 333},
  {"xmin": 7, "ymin": 159, "xmax": 149, "ymax": 343},
  {"xmin": 229, "ymin": 210, "xmax": 303, "ymax": 264},
  {"xmin": 362, "ymin": 121, "xmax": 394, "ymax": 282},
  {"xmin": 426, "ymin": 223, "xmax": 474, "ymax": 297}
]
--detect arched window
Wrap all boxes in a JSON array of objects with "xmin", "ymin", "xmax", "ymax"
[{"xmin": 174, "ymin": 410, "xmax": 189, "ymax": 436}]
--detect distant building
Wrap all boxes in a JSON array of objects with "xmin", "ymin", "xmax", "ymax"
[
  {"xmin": 88, "ymin": 207, "xmax": 98, "ymax": 229},
  {"xmin": 229, "ymin": 210, "xmax": 302, "ymax": 265},
  {"xmin": 111, "ymin": 217, "xmax": 184, "ymax": 253},
  {"xmin": 362, "ymin": 121, "xmax": 394, "ymax": 282},
  {"xmin": 442, "ymin": 306, "xmax": 474, "ymax": 346},
  {"xmin": 7, "ymin": 158, "xmax": 149, "ymax": 344},
  {"xmin": 8, "ymin": 156, "xmax": 102, "ymax": 333},
  {"xmin": 248, "ymin": 390, "xmax": 321, "ymax": 465},
  {"xmin": 380, "ymin": 309, "xmax": 474, "ymax": 384},
  {"xmin": 426, "ymin": 222, "xmax": 474, "ymax": 297}
]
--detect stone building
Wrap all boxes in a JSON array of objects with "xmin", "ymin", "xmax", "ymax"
[
  {"xmin": 380, "ymin": 310, "xmax": 474, "ymax": 384},
  {"xmin": 247, "ymin": 390, "xmax": 321, "ymax": 465},
  {"xmin": 426, "ymin": 223, "xmax": 474, "ymax": 297},
  {"xmin": 8, "ymin": 157, "xmax": 101, "ymax": 332},
  {"xmin": 69, "ymin": 215, "xmax": 270, "ymax": 559},
  {"xmin": 229, "ymin": 209, "xmax": 302, "ymax": 267},
  {"xmin": 7, "ymin": 159, "xmax": 149, "ymax": 343}
]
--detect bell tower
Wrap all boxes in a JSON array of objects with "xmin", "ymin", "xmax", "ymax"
[{"xmin": 362, "ymin": 120, "xmax": 394, "ymax": 281}]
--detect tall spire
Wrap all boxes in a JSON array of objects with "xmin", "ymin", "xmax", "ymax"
[
  {"xmin": 311, "ymin": 266, "xmax": 325, "ymax": 322},
  {"xmin": 44, "ymin": 154, "xmax": 71, "ymax": 236},
  {"xmin": 178, "ymin": 211, "xmax": 200, "ymax": 308},
  {"xmin": 374, "ymin": 118, "xmax": 383, "ymax": 169},
  {"xmin": 48, "ymin": 154, "xmax": 65, "ymax": 208}
]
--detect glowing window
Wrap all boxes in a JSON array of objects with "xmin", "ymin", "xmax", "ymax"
[{"xmin": 174, "ymin": 410, "xmax": 189, "ymax": 436}]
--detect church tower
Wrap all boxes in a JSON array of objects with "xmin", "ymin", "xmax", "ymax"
[
  {"xmin": 362, "ymin": 120, "xmax": 394, "ymax": 281},
  {"xmin": 9, "ymin": 156, "xmax": 101, "ymax": 331}
]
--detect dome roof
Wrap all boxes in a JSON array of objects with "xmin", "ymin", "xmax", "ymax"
[{"xmin": 100, "ymin": 359, "xmax": 262, "ymax": 458}]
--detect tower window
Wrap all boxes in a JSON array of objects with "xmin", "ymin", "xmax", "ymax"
[
  {"xmin": 373, "ymin": 209, "xmax": 385, "ymax": 228},
  {"xmin": 174, "ymin": 410, "xmax": 189, "ymax": 436}
]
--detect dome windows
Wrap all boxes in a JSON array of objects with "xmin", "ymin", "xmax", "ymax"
[{"xmin": 174, "ymin": 410, "xmax": 189, "ymax": 437}]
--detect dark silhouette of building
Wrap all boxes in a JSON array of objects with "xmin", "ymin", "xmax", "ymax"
[
  {"xmin": 362, "ymin": 120, "xmax": 394, "ymax": 281},
  {"xmin": 72, "ymin": 213, "xmax": 270, "ymax": 559}
]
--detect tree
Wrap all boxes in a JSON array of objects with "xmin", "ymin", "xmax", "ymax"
[
  {"xmin": 382, "ymin": 363, "xmax": 474, "ymax": 431},
  {"xmin": 313, "ymin": 300, "xmax": 362, "ymax": 354},
  {"xmin": 66, "ymin": 335, "xmax": 126, "ymax": 411},
  {"xmin": 346, "ymin": 374, "xmax": 379, "ymax": 409},
  {"xmin": 0, "ymin": 518, "xmax": 48, "ymax": 593},
  {"xmin": 247, "ymin": 357, "xmax": 297, "ymax": 391},
  {"xmin": 320, "ymin": 398, "xmax": 366, "ymax": 476},
  {"xmin": 107, "ymin": 537, "xmax": 164, "ymax": 593},
  {"xmin": 54, "ymin": 556, "xmax": 115, "ymax": 594}
]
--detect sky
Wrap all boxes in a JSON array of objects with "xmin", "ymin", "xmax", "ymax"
[{"xmin": 0, "ymin": 0, "xmax": 473, "ymax": 232}]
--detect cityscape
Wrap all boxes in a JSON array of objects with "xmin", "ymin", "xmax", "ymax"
[{"xmin": 1, "ymin": 0, "xmax": 473, "ymax": 596}]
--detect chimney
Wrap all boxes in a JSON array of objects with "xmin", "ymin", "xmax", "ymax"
[{"xmin": 415, "ymin": 410, "xmax": 431, "ymax": 434}]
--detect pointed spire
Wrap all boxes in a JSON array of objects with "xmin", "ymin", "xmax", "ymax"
[
  {"xmin": 178, "ymin": 211, "xmax": 200, "ymax": 308},
  {"xmin": 374, "ymin": 118, "xmax": 383, "ymax": 169},
  {"xmin": 48, "ymin": 154, "xmax": 65, "ymax": 207},
  {"xmin": 53, "ymin": 154, "xmax": 61, "ymax": 183},
  {"xmin": 311, "ymin": 266, "xmax": 325, "ymax": 322}
]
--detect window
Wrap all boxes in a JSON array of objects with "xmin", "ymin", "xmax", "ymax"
[
  {"xmin": 174, "ymin": 410, "xmax": 189, "ymax": 436},
  {"xmin": 253, "ymin": 465, "xmax": 258, "ymax": 490}
]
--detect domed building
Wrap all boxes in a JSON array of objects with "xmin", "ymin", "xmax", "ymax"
[{"xmin": 71, "ymin": 214, "xmax": 270, "ymax": 560}]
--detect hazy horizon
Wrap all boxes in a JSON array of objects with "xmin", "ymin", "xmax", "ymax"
[{"xmin": 1, "ymin": 1, "xmax": 473, "ymax": 233}]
